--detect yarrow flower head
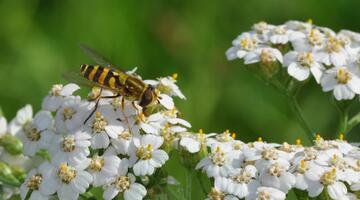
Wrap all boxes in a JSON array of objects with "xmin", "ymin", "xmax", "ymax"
[{"xmin": 226, "ymin": 20, "xmax": 360, "ymax": 101}]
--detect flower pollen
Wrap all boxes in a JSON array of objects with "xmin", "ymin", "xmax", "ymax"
[
  {"xmin": 114, "ymin": 176, "xmax": 130, "ymax": 192},
  {"xmin": 336, "ymin": 67, "xmax": 351, "ymax": 84},
  {"xmin": 136, "ymin": 144, "xmax": 153, "ymax": 160},
  {"xmin": 26, "ymin": 173, "xmax": 43, "ymax": 190},
  {"xmin": 58, "ymin": 163, "xmax": 77, "ymax": 184},
  {"xmin": 89, "ymin": 155, "xmax": 105, "ymax": 172},
  {"xmin": 62, "ymin": 135, "xmax": 76, "ymax": 152},
  {"xmin": 92, "ymin": 111, "xmax": 108, "ymax": 133}
]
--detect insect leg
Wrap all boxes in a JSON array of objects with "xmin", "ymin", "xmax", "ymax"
[
  {"xmin": 100, "ymin": 93, "xmax": 121, "ymax": 99},
  {"xmin": 84, "ymin": 96, "xmax": 101, "ymax": 124}
]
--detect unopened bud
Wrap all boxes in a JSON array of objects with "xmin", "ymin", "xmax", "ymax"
[
  {"xmin": 0, "ymin": 161, "xmax": 20, "ymax": 187},
  {"xmin": 0, "ymin": 134, "xmax": 23, "ymax": 155}
]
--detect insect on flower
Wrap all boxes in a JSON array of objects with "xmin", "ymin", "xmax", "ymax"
[{"xmin": 63, "ymin": 44, "xmax": 159, "ymax": 124}]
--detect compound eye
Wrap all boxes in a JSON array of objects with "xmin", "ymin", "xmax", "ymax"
[{"xmin": 139, "ymin": 87, "xmax": 154, "ymax": 107}]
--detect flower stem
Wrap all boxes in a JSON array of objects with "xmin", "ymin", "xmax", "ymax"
[
  {"xmin": 196, "ymin": 171, "xmax": 208, "ymax": 195},
  {"xmin": 332, "ymin": 98, "xmax": 353, "ymax": 137},
  {"xmin": 348, "ymin": 112, "xmax": 360, "ymax": 135},
  {"xmin": 185, "ymin": 169, "xmax": 193, "ymax": 200},
  {"xmin": 288, "ymin": 96, "xmax": 315, "ymax": 142}
]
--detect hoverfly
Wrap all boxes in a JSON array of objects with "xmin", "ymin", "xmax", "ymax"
[{"xmin": 63, "ymin": 44, "xmax": 158, "ymax": 124}]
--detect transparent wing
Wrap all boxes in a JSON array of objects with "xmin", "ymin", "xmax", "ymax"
[
  {"xmin": 79, "ymin": 44, "xmax": 123, "ymax": 69},
  {"xmin": 62, "ymin": 71, "xmax": 103, "ymax": 89}
]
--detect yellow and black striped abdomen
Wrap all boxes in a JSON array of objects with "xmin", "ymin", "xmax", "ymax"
[{"xmin": 80, "ymin": 64, "xmax": 123, "ymax": 90}]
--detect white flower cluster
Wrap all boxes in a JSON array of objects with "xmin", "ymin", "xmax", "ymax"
[
  {"xmin": 195, "ymin": 132, "xmax": 360, "ymax": 200},
  {"xmin": 226, "ymin": 20, "xmax": 360, "ymax": 101},
  {"xmin": 14, "ymin": 72, "xmax": 190, "ymax": 200}
]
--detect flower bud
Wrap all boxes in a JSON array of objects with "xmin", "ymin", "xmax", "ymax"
[
  {"xmin": 0, "ymin": 134, "xmax": 23, "ymax": 155},
  {"xmin": 10, "ymin": 165, "xmax": 26, "ymax": 182},
  {"xmin": 0, "ymin": 161, "xmax": 20, "ymax": 187}
]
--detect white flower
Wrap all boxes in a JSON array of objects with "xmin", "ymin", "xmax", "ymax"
[
  {"xmin": 145, "ymin": 74, "xmax": 186, "ymax": 99},
  {"xmin": 179, "ymin": 129, "xmax": 214, "ymax": 153},
  {"xmin": 10, "ymin": 105, "xmax": 54, "ymax": 156},
  {"xmin": 42, "ymin": 84, "xmax": 80, "ymax": 112},
  {"xmin": 206, "ymin": 177, "xmax": 239, "ymax": 200},
  {"xmin": 136, "ymin": 113, "xmax": 163, "ymax": 135},
  {"xmin": 49, "ymin": 130, "xmax": 91, "ymax": 168},
  {"xmin": 247, "ymin": 185, "xmax": 286, "ymax": 200},
  {"xmin": 292, "ymin": 28, "xmax": 325, "ymax": 51},
  {"xmin": 87, "ymin": 154, "xmax": 121, "ymax": 186},
  {"xmin": 157, "ymin": 93, "xmax": 175, "ymax": 110},
  {"xmin": 314, "ymin": 35, "xmax": 349, "ymax": 66},
  {"xmin": 226, "ymin": 32, "xmax": 261, "ymax": 60},
  {"xmin": 226, "ymin": 165, "xmax": 258, "ymax": 198},
  {"xmin": 55, "ymin": 98, "xmax": 89, "ymax": 133},
  {"xmin": 320, "ymin": 66, "xmax": 360, "ymax": 100},
  {"xmin": 111, "ymin": 129, "xmax": 133, "ymax": 155},
  {"xmin": 267, "ymin": 25, "xmax": 304, "ymax": 44},
  {"xmin": 259, "ymin": 159, "xmax": 296, "ymax": 193},
  {"xmin": 196, "ymin": 145, "xmax": 236, "ymax": 178},
  {"xmin": 45, "ymin": 162, "xmax": 92, "ymax": 200},
  {"xmin": 251, "ymin": 21, "xmax": 275, "ymax": 41},
  {"xmin": 283, "ymin": 51, "xmax": 324, "ymax": 83},
  {"xmin": 244, "ymin": 47, "xmax": 283, "ymax": 65},
  {"xmin": 129, "ymin": 134, "xmax": 169, "ymax": 176},
  {"xmin": 284, "ymin": 20, "xmax": 312, "ymax": 32},
  {"xmin": 20, "ymin": 162, "xmax": 55, "ymax": 200},
  {"xmin": 83, "ymin": 105, "xmax": 125, "ymax": 149},
  {"xmin": 103, "ymin": 158, "xmax": 147, "ymax": 200}
]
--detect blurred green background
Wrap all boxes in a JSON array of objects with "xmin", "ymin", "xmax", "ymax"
[{"xmin": 0, "ymin": 0, "xmax": 360, "ymax": 199}]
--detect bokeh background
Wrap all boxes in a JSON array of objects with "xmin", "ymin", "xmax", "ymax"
[{"xmin": 0, "ymin": 0, "xmax": 360, "ymax": 199}]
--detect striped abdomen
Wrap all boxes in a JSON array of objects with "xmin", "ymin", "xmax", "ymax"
[{"xmin": 80, "ymin": 64, "xmax": 124, "ymax": 90}]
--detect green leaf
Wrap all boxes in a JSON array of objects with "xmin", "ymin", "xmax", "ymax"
[
  {"xmin": 293, "ymin": 189, "xmax": 310, "ymax": 200},
  {"xmin": 0, "ymin": 106, "xmax": 3, "ymax": 118}
]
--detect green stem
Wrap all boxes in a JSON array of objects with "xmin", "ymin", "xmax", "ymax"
[
  {"xmin": 24, "ymin": 190, "xmax": 32, "ymax": 200},
  {"xmin": 186, "ymin": 169, "xmax": 193, "ymax": 200},
  {"xmin": 196, "ymin": 171, "xmax": 208, "ymax": 195},
  {"xmin": 332, "ymin": 98, "xmax": 353, "ymax": 137},
  {"xmin": 288, "ymin": 96, "xmax": 315, "ymax": 142},
  {"xmin": 348, "ymin": 112, "xmax": 360, "ymax": 135}
]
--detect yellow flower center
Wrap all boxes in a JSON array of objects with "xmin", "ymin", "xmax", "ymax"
[
  {"xmin": 253, "ymin": 21, "xmax": 268, "ymax": 34},
  {"xmin": 338, "ymin": 133, "xmax": 344, "ymax": 141},
  {"xmin": 273, "ymin": 26, "xmax": 287, "ymax": 35},
  {"xmin": 260, "ymin": 49, "xmax": 276, "ymax": 64},
  {"xmin": 63, "ymin": 107, "xmax": 76, "ymax": 120},
  {"xmin": 320, "ymin": 168, "xmax": 337, "ymax": 185},
  {"xmin": 118, "ymin": 130, "xmax": 132, "ymax": 140},
  {"xmin": 327, "ymin": 36, "xmax": 343, "ymax": 53},
  {"xmin": 172, "ymin": 73, "xmax": 178, "ymax": 80},
  {"xmin": 297, "ymin": 52, "xmax": 314, "ymax": 67},
  {"xmin": 216, "ymin": 130, "xmax": 232, "ymax": 142},
  {"xmin": 258, "ymin": 190, "xmax": 271, "ymax": 200},
  {"xmin": 50, "ymin": 84, "xmax": 63, "ymax": 96},
  {"xmin": 240, "ymin": 38, "xmax": 257, "ymax": 51},
  {"xmin": 208, "ymin": 188, "xmax": 224, "ymax": 200},
  {"xmin": 89, "ymin": 155, "xmax": 105, "ymax": 172},
  {"xmin": 295, "ymin": 138, "xmax": 302, "ymax": 146},
  {"xmin": 23, "ymin": 123, "xmax": 41, "ymax": 141},
  {"xmin": 262, "ymin": 148, "xmax": 278, "ymax": 160},
  {"xmin": 92, "ymin": 112, "xmax": 108, "ymax": 133},
  {"xmin": 27, "ymin": 173, "xmax": 42, "ymax": 190},
  {"xmin": 268, "ymin": 162, "xmax": 284, "ymax": 177},
  {"xmin": 211, "ymin": 146, "xmax": 226, "ymax": 166},
  {"xmin": 308, "ymin": 29, "xmax": 324, "ymax": 46},
  {"xmin": 114, "ymin": 176, "xmax": 130, "ymax": 192},
  {"xmin": 62, "ymin": 135, "xmax": 76, "ymax": 152},
  {"xmin": 336, "ymin": 67, "xmax": 351, "ymax": 84},
  {"xmin": 297, "ymin": 160, "xmax": 309, "ymax": 173},
  {"xmin": 233, "ymin": 170, "xmax": 252, "ymax": 184},
  {"xmin": 58, "ymin": 163, "xmax": 77, "ymax": 184},
  {"xmin": 136, "ymin": 144, "xmax": 153, "ymax": 160}
]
